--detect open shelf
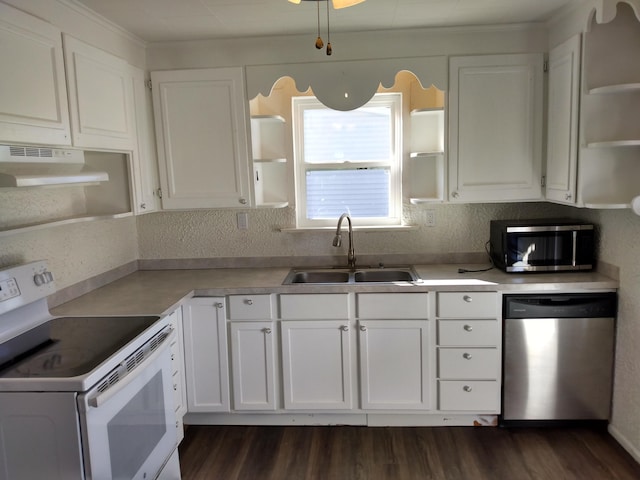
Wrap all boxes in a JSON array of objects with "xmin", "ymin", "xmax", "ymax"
[
  {"xmin": 250, "ymin": 115, "xmax": 289, "ymax": 208},
  {"xmin": 0, "ymin": 151, "xmax": 132, "ymax": 234}
]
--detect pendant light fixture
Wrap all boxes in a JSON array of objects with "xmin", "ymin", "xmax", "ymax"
[{"xmin": 289, "ymin": 0, "xmax": 366, "ymax": 55}]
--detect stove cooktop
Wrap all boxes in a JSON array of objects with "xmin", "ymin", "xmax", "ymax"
[{"xmin": 0, "ymin": 316, "xmax": 160, "ymax": 380}]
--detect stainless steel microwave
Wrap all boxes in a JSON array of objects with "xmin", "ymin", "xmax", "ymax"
[{"xmin": 489, "ymin": 219, "xmax": 595, "ymax": 272}]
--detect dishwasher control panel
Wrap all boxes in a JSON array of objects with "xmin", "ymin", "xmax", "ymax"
[{"xmin": 504, "ymin": 293, "xmax": 617, "ymax": 318}]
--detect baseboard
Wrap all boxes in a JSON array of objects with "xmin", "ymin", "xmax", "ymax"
[{"xmin": 608, "ymin": 423, "xmax": 640, "ymax": 463}]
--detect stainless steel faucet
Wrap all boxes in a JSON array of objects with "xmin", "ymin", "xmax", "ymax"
[{"xmin": 333, "ymin": 213, "xmax": 356, "ymax": 269}]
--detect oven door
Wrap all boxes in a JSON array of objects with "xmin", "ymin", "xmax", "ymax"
[{"xmin": 77, "ymin": 335, "xmax": 177, "ymax": 480}]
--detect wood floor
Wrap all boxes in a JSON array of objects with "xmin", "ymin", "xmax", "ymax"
[{"xmin": 178, "ymin": 425, "xmax": 640, "ymax": 480}]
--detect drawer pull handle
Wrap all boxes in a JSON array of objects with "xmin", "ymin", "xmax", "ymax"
[
  {"xmin": 463, "ymin": 352, "xmax": 473, "ymax": 360},
  {"xmin": 245, "ymin": 299, "xmax": 253, "ymax": 305},
  {"xmin": 463, "ymin": 385, "xmax": 473, "ymax": 393},
  {"xmin": 463, "ymin": 324, "xmax": 473, "ymax": 332},
  {"xmin": 463, "ymin": 295, "xmax": 472, "ymax": 303},
  {"xmin": 359, "ymin": 325, "xmax": 366, "ymax": 332},
  {"xmin": 263, "ymin": 328, "xmax": 272, "ymax": 334}
]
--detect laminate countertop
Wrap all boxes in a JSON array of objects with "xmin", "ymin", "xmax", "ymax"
[{"xmin": 50, "ymin": 264, "xmax": 619, "ymax": 318}]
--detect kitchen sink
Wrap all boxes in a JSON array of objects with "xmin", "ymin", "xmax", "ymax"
[
  {"xmin": 283, "ymin": 266, "xmax": 419, "ymax": 285},
  {"xmin": 287, "ymin": 270, "xmax": 351, "ymax": 284},
  {"xmin": 353, "ymin": 269, "xmax": 415, "ymax": 283}
]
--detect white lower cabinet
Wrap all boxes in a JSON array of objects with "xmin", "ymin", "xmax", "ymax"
[
  {"xmin": 281, "ymin": 319, "xmax": 353, "ymax": 410},
  {"xmin": 436, "ymin": 292, "xmax": 500, "ymax": 413},
  {"xmin": 229, "ymin": 321, "xmax": 277, "ymax": 410},
  {"xmin": 358, "ymin": 319, "xmax": 430, "ymax": 409},
  {"xmin": 182, "ymin": 297, "xmax": 230, "ymax": 412},
  {"xmin": 357, "ymin": 293, "xmax": 431, "ymax": 410},
  {"xmin": 181, "ymin": 290, "xmax": 502, "ymax": 423}
]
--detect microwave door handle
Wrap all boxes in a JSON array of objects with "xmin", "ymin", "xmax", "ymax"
[
  {"xmin": 88, "ymin": 332, "xmax": 174, "ymax": 409},
  {"xmin": 572, "ymin": 230, "xmax": 577, "ymax": 267}
]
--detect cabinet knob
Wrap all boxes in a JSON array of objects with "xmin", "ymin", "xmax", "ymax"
[
  {"xmin": 565, "ymin": 193, "xmax": 572, "ymax": 201},
  {"xmin": 341, "ymin": 325, "xmax": 350, "ymax": 332},
  {"xmin": 245, "ymin": 299, "xmax": 253, "ymax": 305},
  {"xmin": 463, "ymin": 385, "xmax": 473, "ymax": 393},
  {"xmin": 263, "ymin": 327, "xmax": 272, "ymax": 334},
  {"xmin": 463, "ymin": 352, "xmax": 473, "ymax": 360},
  {"xmin": 215, "ymin": 302, "xmax": 223, "ymax": 308},
  {"xmin": 452, "ymin": 191, "xmax": 459, "ymax": 199},
  {"xmin": 239, "ymin": 198, "xmax": 247, "ymax": 205},
  {"xmin": 140, "ymin": 202, "xmax": 146, "ymax": 209},
  {"xmin": 463, "ymin": 324, "xmax": 473, "ymax": 332},
  {"xmin": 463, "ymin": 295, "xmax": 472, "ymax": 303},
  {"xmin": 173, "ymin": 384, "xmax": 178, "ymax": 391}
]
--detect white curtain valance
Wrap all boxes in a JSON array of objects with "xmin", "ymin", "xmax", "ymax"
[{"xmin": 246, "ymin": 56, "xmax": 447, "ymax": 111}]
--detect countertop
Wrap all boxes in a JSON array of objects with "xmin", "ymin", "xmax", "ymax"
[{"xmin": 50, "ymin": 264, "xmax": 619, "ymax": 318}]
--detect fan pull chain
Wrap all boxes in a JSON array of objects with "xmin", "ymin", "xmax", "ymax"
[
  {"xmin": 326, "ymin": 0, "xmax": 332, "ymax": 55},
  {"xmin": 315, "ymin": 0, "xmax": 323, "ymax": 49}
]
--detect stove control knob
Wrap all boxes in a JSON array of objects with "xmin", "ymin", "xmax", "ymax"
[
  {"xmin": 43, "ymin": 271, "xmax": 54, "ymax": 283},
  {"xmin": 34, "ymin": 273, "xmax": 45, "ymax": 286}
]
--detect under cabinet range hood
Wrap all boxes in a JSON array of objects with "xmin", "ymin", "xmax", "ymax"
[{"xmin": 0, "ymin": 145, "xmax": 109, "ymax": 187}]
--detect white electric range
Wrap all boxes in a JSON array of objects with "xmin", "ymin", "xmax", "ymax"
[{"xmin": 0, "ymin": 261, "xmax": 179, "ymax": 480}]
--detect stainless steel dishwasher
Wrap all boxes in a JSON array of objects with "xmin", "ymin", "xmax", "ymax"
[{"xmin": 502, "ymin": 292, "xmax": 617, "ymax": 426}]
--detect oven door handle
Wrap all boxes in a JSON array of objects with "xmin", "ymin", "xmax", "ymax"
[{"xmin": 88, "ymin": 330, "xmax": 174, "ymax": 409}]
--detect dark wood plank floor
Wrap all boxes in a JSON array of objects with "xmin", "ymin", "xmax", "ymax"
[{"xmin": 178, "ymin": 425, "xmax": 640, "ymax": 480}]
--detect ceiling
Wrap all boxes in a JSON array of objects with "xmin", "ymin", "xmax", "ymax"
[{"xmin": 72, "ymin": 0, "xmax": 582, "ymax": 43}]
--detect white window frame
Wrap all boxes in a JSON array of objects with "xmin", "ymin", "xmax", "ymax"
[{"xmin": 292, "ymin": 93, "xmax": 403, "ymax": 228}]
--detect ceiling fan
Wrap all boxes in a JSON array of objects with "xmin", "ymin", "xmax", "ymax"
[{"xmin": 288, "ymin": 0, "xmax": 366, "ymax": 55}]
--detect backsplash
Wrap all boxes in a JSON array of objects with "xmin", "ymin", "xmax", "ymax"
[{"xmin": 136, "ymin": 203, "xmax": 574, "ymax": 261}]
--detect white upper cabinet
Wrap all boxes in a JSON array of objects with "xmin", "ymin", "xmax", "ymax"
[
  {"xmin": 151, "ymin": 67, "xmax": 252, "ymax": 209},
  {"xmin": 448, "ymin": 54, "xmax": 544, "ymax": 202},
  {"xmin": 0, "ymin": 3, "xmax": 71, "ymax": 146},
  {"xmin": 63, "ymin": 35, "xmax": 135, "ymax": 150},
  {"xmin": 130, "ymin": 66, "xmax": 160, "ymax": 214},
  {"xmin": 545, "ymin": 35, "xmax": 581, "ymax": 205}
]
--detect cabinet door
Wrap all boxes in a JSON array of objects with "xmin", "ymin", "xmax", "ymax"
[
  {"xmin": 151, "ymin": 68, "xmax": 252, "ymax": 209},
  {"xmin": 182, "ymin": 297, "xmax": 230, "ymax": 412},
  {"xmin": 281, "ymin": 320, "xmax": 352, "ymax": 410},
  {"xmin": 449, "ymin": 54, "xmax": 543, "ymax": 202},
  {"xmin": 359, "ymin": 320, "xmax": 431, "ymax": 410},
  {"xmin": 230, "ymin": 321, "xmax": 276, "ymax": 410},
  {"xmin": 63, "ymin": 35, "xmax": 135, "ymax": 150},
  {"xmin": 0, "ymin": 3, "xmax": 71, "ymax": 145},
  {"xmin": 546, "ymin": 35, "xmax": 581, "ymax": 205},
  {"xmin": 130, "ymin": 66, "xmax": 160, "ymax": 214}
]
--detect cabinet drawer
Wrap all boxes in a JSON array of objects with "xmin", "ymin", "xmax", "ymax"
[
  {"xmin": 438, "ymin": 380, "xmax": 500, "ymax": 411},
  {"xmin": 437, "ymin": 292, "xmax": 497, "ymax": 318},
  {"xmin": 228, "ymin": 295, "xmax": 272, "ymax": 319},
  {"xmin": 280, "ymin": 294, "xmax": 349, "ymax": 319},
  {"xmin": 438, "ymin": 320, "xmax": 499, "ymax": 346},
  {"xmin": 357, "ymin": 293, "xmax": 429, "ymax": 319},
  {"xmin": 438, "ymin": 348, "xmax": 499, "ymax": 379}
]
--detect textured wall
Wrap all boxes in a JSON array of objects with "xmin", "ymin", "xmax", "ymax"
[
  {"xmin": 0, "ymin": 217, "xmax": 138, "ymax": 290},
  {"xmin": 577, "ymin": 208, "xmax": 640, "ymax": 457},
  {"xmin": 136, "ymin": 202, "xmax": 571, "ymax": 260}
]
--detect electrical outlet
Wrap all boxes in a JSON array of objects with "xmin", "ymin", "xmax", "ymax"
[
  {"xmin": 237, "ymin": 212, "xmax": 249, "ymax": 230},
  {"xmin": 425, "ymin": 209, "xmax": 436, "ymax": 227}
]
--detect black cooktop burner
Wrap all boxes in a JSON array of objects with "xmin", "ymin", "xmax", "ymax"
[{"xmin": 0, "ymin": 316, "xmax": 159, "ymax": 379}]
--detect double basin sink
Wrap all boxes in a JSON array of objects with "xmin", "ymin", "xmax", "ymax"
[{"xmin": 283, "ymin": 266, "xmax": 420, "ymax": 284}]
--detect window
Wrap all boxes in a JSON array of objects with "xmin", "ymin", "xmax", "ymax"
[{"xmin": 292, "ymin": 93, "xmax": 402, "ymax": 228}]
